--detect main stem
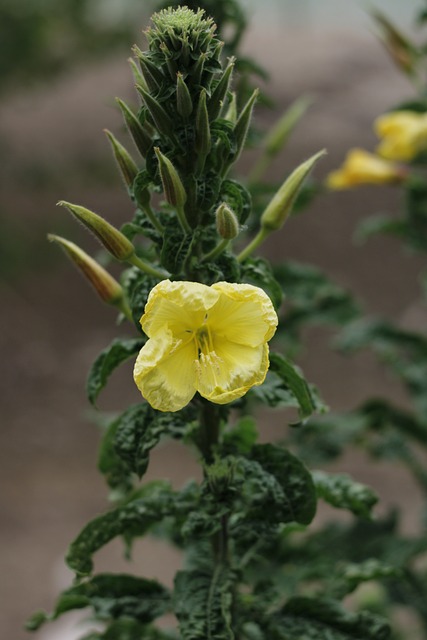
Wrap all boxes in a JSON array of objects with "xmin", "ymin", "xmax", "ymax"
[{"xmin": 198, "ymin": 402, "xmax": 229, "ymax": 566}]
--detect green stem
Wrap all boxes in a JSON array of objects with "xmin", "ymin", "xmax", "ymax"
[
  {"xmin": 237, "ymin": 227, "xmax": 271, "ymax": 262},
  {"xmin": 247, "ymin": 153, "xmax": 271, "ymax": 185},
  {"xmin": 115, "ymin": 297, "xmax": 133, "ymax": 322},
  {"xmin": 142, "ymin": 203, "xmax": 164, "ymax": 234},
  {"xmin": 202, "ymin": 239, "xmax": 230, "ymax": 262},
  {"xmin": 128, "ymin": 253, "xmax": 168, "ymax": 279},
  {"xmin": 177, "ymin": 204, "xmax": 192, "ymax": 234}
]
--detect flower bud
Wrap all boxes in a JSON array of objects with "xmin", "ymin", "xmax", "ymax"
[
  {"xmin": 128, "ymin": 57, "xmax": 147, "ymax": 92},
  {"xmin": 208, "ymin": 57, "xmax": 235, "ymax": 121},
  {"xmin": 132, "ymin": 46, "xmax": 163, "ymax": 93},
  {"xmin": 154, "ymin": 147, "xmax": 187, "ymax": 209},
  {"xmin": 261, "ymin": 150, "xmax": 326, "ymax": 231},
  {"xmin": 195, "ymin": 90, "xmax": 211, "ymax": 160},
  {"xmin": 104, "ymin": 129, "xmax": 138, "ymax": 188},
  {"xmin": 57, "ymin": 201, "xmax": 135, "ymax": 262},
  {"xmin": 176, "ymin": 72, "xmax": 193, "ymax": 119},
  {"xmin": 372, "ymin": 10, "xmax": 418, "ymax": 75},
  {"xmin": 233, "ymin": 88, "xmax": 259, "ymax": 163},
  {"xmin": 326, "ymin": 149, "xmax": 406, "ymax": 190},
  {"xmin": 224, "ymin": 92, "xmax": 237, "ymax": 124},
  {"xmin": 215, "ymin": 203, "xmax": 239, "ymax": 240},
  {"xmin": 47, "ymin": 234, "xmax": 124, "ymax": 306},
  {"xmin": 136, "ymin": 85, "xmax": 173, "ymax": 136},
  {"xmin": 264, "ymin": 95, "xmax": 312, "ymax": 158},
  {"xmin": 115, "ymin": 98, "xmax": 152, "ymax": 158}
]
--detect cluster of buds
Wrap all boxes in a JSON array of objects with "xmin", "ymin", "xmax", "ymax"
[{"xmin": 48, "ymin": 6, "xmax": 325, "ymax": 316}]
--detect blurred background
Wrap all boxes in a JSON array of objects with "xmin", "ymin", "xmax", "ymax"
[{"xmin": 1, "ymin": 0, "xmax": 425, "ymax": 638}]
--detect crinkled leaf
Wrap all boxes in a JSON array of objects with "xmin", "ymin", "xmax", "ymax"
[
  {"xmin": 269, "ymin": 352, "xmax": 317, "ymax": 422},
  {"xmin": 98, "ymin": 418, "xmax": 134, "ymax": 496},
  {"xmin": 121, "ymin": 266, "xmax": 159, "ymax": 329},
  {"xmin": 250, "ymin": 444, "xmax": 317, "ymax": 525},
  {"xmin": 220, "ymin": 179, "xmax": 252, "ymax": 224},
  {"xmin": 66, "ymin": 485, "xmax": 173, "ymax": 576},
  {"xmin": 87, "ymin": 338, "xmax": 145, "ymax": 406},
  {"xmin": 113, "ymin": 403, "xmax": 196, "ymax": 479},
  {"xmin": 313, "ymin": 471, "xmax": 378, "ymax": 519},
  {"xmin": 273, "ymin": 261, "xmax": 359, "ymax": 337},
  {"xmin": 275, "ymin": 597, "xmax": 391, "ymax": 640},
  {"xmin": 174, "ymin": 568, "xmax": 234, "ymax": 640},
  {"xmin": 223, "ymin": 416, "xmax": 258, "ymax": 454},
  {"xmin": 248, "ymin": 370, "xmax": 300, "ymax": 409},
  {"xmin": 241, "ymin": 257, "xmax": 283, "ymax": 310}
]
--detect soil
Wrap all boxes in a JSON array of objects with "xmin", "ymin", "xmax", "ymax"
[{"xmin": 1, "ymin": 23, "xmax": 426, "ymax": 640}]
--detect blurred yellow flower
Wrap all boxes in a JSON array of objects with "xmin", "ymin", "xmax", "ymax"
[
  {"xmin": 375, "ymin": 110, "xmax": 427, "ymax": 161},
  {"xmin": 326, "ymin": 148, "xmax": 404, "ymax": 189},
  {"xmin": 133, "ymin": 279, "xmax": 278, "ymax": 412}
]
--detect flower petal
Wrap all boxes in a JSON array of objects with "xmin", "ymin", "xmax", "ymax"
[
  {"xmin": 197, "ymin": 337, "xmax": 269, "ymax": 404},
  {"xmin": 133, "ymin": 328, "xmax": 197, "ymax": 412},
  {"xmin": 209, "ymin": 282, "xmax": 278, "ymax": 346},
  {"xmin": 141, "ymin": 279, "xmax": 219, "ymax": 338}
]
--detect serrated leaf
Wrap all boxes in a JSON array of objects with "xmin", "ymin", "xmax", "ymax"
[
  {"xmin": 269, "ymin": 352, "xmax": 316, "ymax": 421},
  {"xmin": 87, "ymin": 338, "xmax": 145, "ymax": 406},
  {"xmin": 313, "ymin": 471, "xmax": 378, "ymax": 519},
  {"xmin": 174, "ymin": 568, "xmax": 234, "ymax": 640}
]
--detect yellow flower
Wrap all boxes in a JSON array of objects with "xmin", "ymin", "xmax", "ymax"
[
  {"xmin": 375, "ymin": 110, "xmax": 427, "ymax": 161},
  {"xmin": 326, "ymin": 148, "xmax": 404, "ymax": 189},
  {"xmin": 133, "ymin": 280, "xmax": 278, "ymax": 412}
]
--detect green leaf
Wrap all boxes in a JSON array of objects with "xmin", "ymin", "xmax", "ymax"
[
  {"xmin": 312, "ymin": 471, "xmax": 378, "ymax": 519},
  {"xmin": 98, "ymin": 417, "xmax": 134, "ymax": 496},
  {"xmin": 174, "ymin": 568, "xmax": 235, "ymax": 640},
  {"xmin": 62, "ymin": 573, "xmax": 171, "ymax": 623},
  {"xmin": 223, "ymin": 416, "xmax": 258, "ymax": 454},
  {"xmin": 248, "ymin": 370, "xmax": 301, "ymax": 409},
  {"xmin": 250, "ymin": 444, "xmax": 317, "ymax": 525},
  {"xmin": 275, "ymin": 597, "xmax": 391, "ymax": 639},
  {"xmin": 66, "ymin": 485, "xmax": 173, "ymax": 576},
  {"xmin": 241, "ymin": 257, "xmax": 283, "ymax": 310},
  {"xmin": 121, "ymin": 266, "xmax": 159, "ymax": 329},
  {"xmin": 338, "ymin": 559, "xmax": 401, "ymax": 596},
  {"xmin": 269, "ymin": 352, "xmax": 317, "ymax": 422},
  {"xmin": 86, "ymin": 338, "xmax": 145, "ymax": 406},
  {"xmin": 160, "ymin": 218, "xmax": 193, "ymax": 274},
  {"xmin": 273, "ymin": 261, "xmax": 359, "ymax": 338},
  {"xmin": 220, "ymin": 179, "xmax": 252, "ymax": 224}
]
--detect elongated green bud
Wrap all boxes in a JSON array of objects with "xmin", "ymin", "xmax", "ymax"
[
  {"xmin": 224, "ymin": 92, "xmax": 237, "ymax": 124},
  {"xmin": 155, "ymin": 147, "xmax": 187, "ymax": 209},
  {"xmin": 190, "ymin": 52, "xmax": 206, "ymax": 88},
  {"xmin": 176, "ymin": 72, "xmax": 193, "ymax": 118},
  {"xmin": 216, "ymin": 203, "xmax": 239, "ymax": 240},
  {"xmin": 265, "ymin": 96, "xmax": 313, "ymax": 157},
  {"xmin": 136, "ymin": 85, "xmax": 173, "ymax": 136},
  {"xmin": 208, "ymin": 58, "xmax": 235, "ymax": 120},
  {"xmin": 47, "ymin": 234, "xmax": 126, "ymax": 308},
  {"xmin": 234, "ymin": 88, "xmax": 259, "ymax": 162},
  {"xmin": 104, "ymin": 130, "xmax": 138, "ymax": 188},
  {"xmin": 128, "ymin": 57, "xmax": 147, "ymax": 92},
  {"xmin": 196, "ymin": 90, "xmax": 211, "ymax": 161},
  {"xmin": 261, "ymin": 150, "xmax": 326, "ymax": 232},
  {"xmin": 115, "ymin": 98, "xmax": 152, "ymax": 158},
  {"xmin": 57, "ymin": 201, "xmax": 135, "ymax": 261},
  {"xmin": 132, "ymin": 46, "xmax": 163, "ymax": 92}
]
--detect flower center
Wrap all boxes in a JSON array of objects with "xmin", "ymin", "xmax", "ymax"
[{"xmin": 195, "ymin": 324, "xmax": 213, "ymax": 358}]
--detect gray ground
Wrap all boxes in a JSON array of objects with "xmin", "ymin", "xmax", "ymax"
[{"xmin": 1, "ymin": 22, "xmax": 426, "ymax": 640}]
